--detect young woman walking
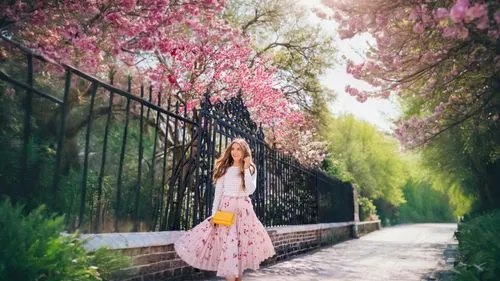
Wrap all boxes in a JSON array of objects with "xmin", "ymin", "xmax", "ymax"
[{"xmin": 175, "ymin": 138, "xmax": 275, "ymax": 281}]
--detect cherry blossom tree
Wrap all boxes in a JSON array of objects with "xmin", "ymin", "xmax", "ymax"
[
  {"xmin": 0, "ymin": 0, "xmax": 326, "ymax": 165},
  {"xmin": 318, "ymin": 0, "xmax": 499, "ymax": 148}
]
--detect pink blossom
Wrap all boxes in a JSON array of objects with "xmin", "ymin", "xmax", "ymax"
[
  {"xmin": 346, "ymin": 61, "xmax": 363, "ymax": 79},
  {"xmin": 392, "ymin": 56, "xmax": 403, "ymax": 68},
  {"xmin": 120, "ymin": 0, "xmax": 136, "ymax": 11},
  {"xmin": 376, "ymin": 34, "xmax": 392, "ymax": 47},
  {"xmin": 375, "ymin": 14, "xmax": 388, "ymax": 26},
  {"xmin": 421, "ymin": 12, "xmax": 432, "ymax": 26},
  {"xmin": 30, "ymin": 10, "xmax": 46, "ymax": 25},
  {"xmin": 14, "ymin": 1, "xmax": 27, "ymax": 10},
  {"xmin": 313, "ymin": 8, "xmax": 328, "ymax": 19},
  {"xmin": 476, "ymin": 16, "xmax": 489, "ymax": 30},
  {"xmin": 465, "ymin": 4, "xmax": 486, "ymax": 23},
  {"xmin": 380, "ymin": 91, "xmax": 391, "ymax": 98},
  {"xmin": 495, "ymin": 11, "xmax": 500, "ymax": 24},
  {"xmin": 442, "ymin": 27, "xmax": 457, "ymax": 38},
  {"xmin": 413, "ymin": 22, "xmax": 424, "ymax": 34},
  {"xmin": 345, "ymin": 85, "xmax": 359, "ymax": 96},
  {"xmin": 488, "ymin": 30, "xmax": 500, "ymax": 39},
  {"xmin": 457, "ymin": 26, "xmax": 469, "ymax": 40},
  {"xmin": 105, "ymin": 12, "xmax": 121, "ymax": 24},
  {"xmin": 408, "ymin": 8, "xmax": 419, "ymax": 21},
  {"xmin": 3, "ymin": 7, "xmax": 20, "ymax": 21},
  {"xmin": 0, "ymin": 48, "xmax": 7, "ymax": 61},
  {"xmin": 355, "ymin": 94, "xmax": 368, "ymax": 103},
  {"xmin": 138, "ymin": 36, "xmax": 154, "ymax": 50},
  {"xmin": 338, "ymin": 28, "xmax": 355, "ymax": 39},
  {"xmin": 450, "ymin": 0, "xmax": 469, "ymax": 23},
  {"xmin": 435, "ymin": 8, "xmax": 449, "ymax": 20}
]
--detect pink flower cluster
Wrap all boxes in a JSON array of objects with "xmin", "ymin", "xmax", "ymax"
[{"xmin": 266, "ymin": 119, "xmax": 327, "ymax": 167}]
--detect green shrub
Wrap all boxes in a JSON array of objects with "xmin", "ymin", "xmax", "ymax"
[
  {"xmin": 0, "ymin": 198, "xmax": 130, "ymax": 281},
  {"xmin": 358, "ymin": 196, "xmax": 378, "ymax": 221},
  {"xmin": 453, "ymin": 210, "xmax": 500, "ymax": 281}
]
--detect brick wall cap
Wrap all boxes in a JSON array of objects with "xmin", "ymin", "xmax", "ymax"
[
  {"xmin": 81, "ymin": 231, "xmax": 184, "ymax": 251},
  {"xmin": 356, "ymin": 220, "xmax": 381, "ymax": 226},
  {"xmin": 80, "ymin": 221, "xmax": 380, "ymax": 251},
  {"xmin": 266, "ymin": 222, "xmax": 354, "ymax": 234}
]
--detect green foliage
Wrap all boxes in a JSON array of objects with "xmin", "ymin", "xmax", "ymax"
[
  {"xmin": 0, "ymin": 198, "xmax": 130, "ymax": 281},
  {"xmin": 398, "ymin": 179, "xmax": 455, "ymax": 223},
  {"xmin": 0, "ymin": 85, "xmax": 64, "ymax": 211},
  {"xmin": 320, "ymin": 114, "xmax": 406, "ymax": 206},
  {"xmin": 401, "ymin": 71, "xmax": 500, "ymax": 212},
  {"xmin": 319, "ymin": 113, "xmax": 471, "ymax": 224},
  {"xmin": 396, "ymin": 150, "xmax": 474, "ymax": 218},
  {"xmin": 372, "ymin": 198, "xmax": 399, "ymax": 226},
  {"xmin": 358, "ymin": 196, "xmax": 378, "ymax": 221},
  {"xmin": 415, "ymin": 117, "xmax": 497, "ymax": 213},
  {"xmin": 453, "ymin": 210, "xmax": 500, "ymax": 281},
  {"xmin": 321, "ymin": 155, "xmax": 354, "ymax": 183}
]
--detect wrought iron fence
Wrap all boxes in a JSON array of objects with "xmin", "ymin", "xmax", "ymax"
[{"xmin": 0, "ymin": 36, "xmax": 355, "ymax": 233}]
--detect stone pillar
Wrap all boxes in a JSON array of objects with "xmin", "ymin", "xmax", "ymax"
[
  {"xmin": 351, "ymin": 183, "xmax": 360, "ymax": 238},
  {"xmin": 352, "ymin": 183, "xmax": 359, "ymax": 223}
]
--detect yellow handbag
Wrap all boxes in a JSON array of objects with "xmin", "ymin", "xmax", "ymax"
[{"xmin": 213, "ymin": 210, "xmax": 235, "ymax": 226}]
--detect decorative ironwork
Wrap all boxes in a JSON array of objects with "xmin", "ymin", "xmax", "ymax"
[{"xmin": 201, "ymin": 90, "xmax": 262, "ymax": 139}]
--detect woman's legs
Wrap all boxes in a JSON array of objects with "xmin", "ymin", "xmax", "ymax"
[{"xmin": 225, "ymin": 277, "xmax": 236, "ymax": 281}]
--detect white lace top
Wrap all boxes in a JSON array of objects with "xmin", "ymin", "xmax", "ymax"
[{"xmin": 211, "ymin": 166, "xmax": 257, "ymax": 215}]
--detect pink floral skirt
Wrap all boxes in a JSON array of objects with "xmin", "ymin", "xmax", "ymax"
[{"xmin": 174, "ymin": 196, "xmax": 276, "ymax": 277}]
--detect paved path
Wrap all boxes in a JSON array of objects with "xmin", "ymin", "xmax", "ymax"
[{"xmin": 200, "ymin": 223, "xmax": 458, "ymax": 281}]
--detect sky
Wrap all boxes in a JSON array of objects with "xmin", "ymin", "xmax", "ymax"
[{"xmin": 299, "ymin": 0, "xmax": 402, "ymax": 132}]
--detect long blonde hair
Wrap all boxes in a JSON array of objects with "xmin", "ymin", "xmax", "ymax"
[{"xmin": 212, "ymin": 138, "xmax": 256, "ymax": 190}]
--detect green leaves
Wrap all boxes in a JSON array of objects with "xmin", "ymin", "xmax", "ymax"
[
  {"xmin": 398, "ymin": 179, "xmax": 455, "ymax": 223},
  {"xmin": 358, "ymin": 196, "xmax": 378, "ymax": 221},
  {"xmin": 419, "ymin": 115, "xmax": 499, "ymax": 212},
  {"xmin": 0, "ymin": 198, "xmax": 130, "ymax": 281},
  {"xmin": 321, "ymin": 114, "xmax": 406, "ymax": 206},
  {"xmin": 454, "ymin": 210, "xmax": 500, "ymax": 281}
]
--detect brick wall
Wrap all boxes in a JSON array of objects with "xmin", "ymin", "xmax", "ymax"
[
  {"xmin": 356, "ymin": 220, "xmax": 381, "ymax": 236},
  {"xmin": 82, "ymin": 221, "xmax": 380, "ymax": 281},
  {"xmin": 266, "ymin": 229, "xmax": 319, "ymax": 263},
  {"xmin": 319, "ymin": 224, "xmax": 352, "ymax": 245},
  {"xmin": 114, "ymin": 244, "xmax": 207, "ymax": 281}
]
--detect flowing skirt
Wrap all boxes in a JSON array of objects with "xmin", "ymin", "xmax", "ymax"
[{"xmin": 174, "ymin": 196, "xmax": 276, "ymax": 277}]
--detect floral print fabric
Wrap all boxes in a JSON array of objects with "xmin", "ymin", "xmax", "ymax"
[{"xmin": 174, "ymin": 196, "xmax": 276, "ymax": 277}]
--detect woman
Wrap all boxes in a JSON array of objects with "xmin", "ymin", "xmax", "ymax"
[{"xmin": 174, "ymin": 138, "xmax": 275, "ymax": 281}]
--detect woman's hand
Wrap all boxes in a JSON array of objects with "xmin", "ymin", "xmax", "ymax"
[{"xmin": 243, "ymin": 156, "xmax": 252, "ymax": 169}]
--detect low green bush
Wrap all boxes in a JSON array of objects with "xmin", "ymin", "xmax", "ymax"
[
  {"xmin": 0, "ymin": 198, "xmax": 130, "ymax": 281},
  {"xmin": 358, "ymin": 196, "xmax": 379, "ymax": 221},
  {"xmin": 453, "ymin": 210, "xmax": 500, "ymax": 281}
]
